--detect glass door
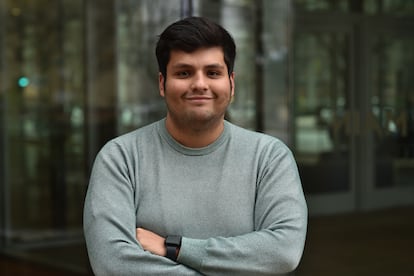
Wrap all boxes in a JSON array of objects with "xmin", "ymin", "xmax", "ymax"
[
  {"xmin": 360, "ymin": 19, "xmax": 414, "ymax": 209},
  {"xmin": 292, "ymin": 18, "xmax": 357, "ymax": 215},
  {"xmin": 1, "ymin": 0, "xmax": 86, "ymax": 246},
  {"xmin": 293, "ymin": 14, "xmax": 414, "ymax": 214}
]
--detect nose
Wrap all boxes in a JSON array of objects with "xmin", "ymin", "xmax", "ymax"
[{"xmin": 191, "ymin": 72, "xmax": 208, "ymax": 92}]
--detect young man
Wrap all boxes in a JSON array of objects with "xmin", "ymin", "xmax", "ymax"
[{"xmin": 84, "ymin": 16, "xmax": 307, "ymax": 275}]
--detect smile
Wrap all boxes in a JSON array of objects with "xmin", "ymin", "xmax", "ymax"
[
  {"xmin": 185, "ymin": 97, "xmax": 213, "ymax": 100},
  {"xmin": 184, "ymin": 96, "xmax": 214, "ymax": 103}
]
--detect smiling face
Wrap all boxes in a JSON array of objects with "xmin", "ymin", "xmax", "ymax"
[{"xmin": 159, "ymin": 47, "xmax": 234, "ymax": 132}]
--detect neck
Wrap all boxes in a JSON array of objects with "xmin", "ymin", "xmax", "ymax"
[{"xmin": 165, "ymin": 116, "xmax": 225, "ymax": 148}]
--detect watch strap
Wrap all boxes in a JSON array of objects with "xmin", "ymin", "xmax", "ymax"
[
  {"xmin": 166, "ymin": 244, "xmax": 178, "ymax": 261},
  {"xmin": 165, "ymin": 235, "xmax": 182, "ymax": 261}
]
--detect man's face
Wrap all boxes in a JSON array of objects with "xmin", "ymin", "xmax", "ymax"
[{"xmin": 159, "ymin": 47, "xmax": 234, "ymax": 129}]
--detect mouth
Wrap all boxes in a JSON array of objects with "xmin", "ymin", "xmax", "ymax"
[
  {"xmin": 184, "ymin": 96, "xmax": 214, "ymax": 103},
  {"xmin": 185, "ymin": 96, "xmax": 213, "ymax": 100}
]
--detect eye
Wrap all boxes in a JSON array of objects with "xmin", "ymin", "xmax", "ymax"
[
  {"xmin": 175, "ymin": 71, "xmax": 190, "ymax": 78},
  {"xmin": 207, "ymin": 71, "xmax": 222, "ymax": 78}
]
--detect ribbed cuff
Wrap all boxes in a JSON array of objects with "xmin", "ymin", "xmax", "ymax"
[{"xmin": 177, "ymin": 237, "xmax": 207, "ymax": 271}]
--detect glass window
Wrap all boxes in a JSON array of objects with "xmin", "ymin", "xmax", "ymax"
[
  {"xmin": 262, "ymin": 0, "xmax": 292, "ymax": 141},
  {"xmin": 2, "ymin": 0, "xmax": 85, "ymax": 241},
  {"xmin": 370, "ymin": 34, "xmax": 414, "ymax": 187},
  {"xmin": 294, "ymin": 0, "xmax": 351, "ymax": 13},
  {"xmin": 293, "ymin": 31, "xmax": 351, "ymax": 194},
  {"xmin": 1, "ymin": 0, "xmax": 88, "ymax": 271},
  {"xmin": 115, "ymin": 0, "xmax": 181, "ymax": 134},
  {"xmin": 295, "ymin": 0, "xmax": 414, "ymax": 15},
  {"xmin": 364, "ymin": 0, "xmax": 414, "ymax": 16}
]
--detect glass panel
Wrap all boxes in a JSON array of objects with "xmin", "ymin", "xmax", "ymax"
[
  {"xmin": 364, "ymin": 0, "xmax": 414, "ymax": 16},
  {"xmin": 220, "ymin": 0, "xmax": 257, "ymax": 129},
  {"xmin": 295, "ymin": 0, "xmax": 414, "ymax": 15},
  {"xmin": 293, "ymin": 31, "xmax": 351, "ymax": 194},
  {"xmin": 294, "ymin": 0, "xmax": 350, "ymax": 13},
  {"xmin": 116, "ymin": 0, "xmax": 181, "ymax": 134},
  {"xmin": 2, "ymin": 0, "xmax": 85, "ymax": 244},
  {"xmin": 262, "ymin": 0, "xmax": 291, "ymax": 141},
  {"xmin": 370, "ymin": 34, "xmax": 414, "ymax": 188},
  {"xmin": 86, "ymin": 0, "xmax": 117, "ymax": 160}
]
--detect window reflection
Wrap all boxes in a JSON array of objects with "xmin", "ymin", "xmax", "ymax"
[
  {"xmin": 3, "ymin": 0, "xmax": 86, "ymax": 242},
  {"xmin": 293, "ymin": 31, "xmax": 351, "ymax": 194},
  {"xmin": 364, "ymin": 0, "xmax": 414, "ymax": 16},
  {"xmin": 295, "ymin": 0, "xmax": 414, "ymax": 15},
  {"xmin": 370, "ymin": 35, "xmax": 414, "ymax": 187},
  {"xmin": 294, "ymin": 0, "xmax": 351, "ymax": 12},
  {"xmin": 115, "ymin": 0, "xmax": 181, "ymax": 134},
  {"xmin": 220, "ymin": 0, "xmax": 257, "ymax": 129}
]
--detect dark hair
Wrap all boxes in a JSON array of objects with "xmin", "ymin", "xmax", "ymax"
[{"xmin": 155, "ymin": 16, "xmax": 236, "ymax": 77}]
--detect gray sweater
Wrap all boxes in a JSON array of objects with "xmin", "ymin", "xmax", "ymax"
[{"xmin": 83, "ymin": 119, "xmax": 307, "ymax": 275}]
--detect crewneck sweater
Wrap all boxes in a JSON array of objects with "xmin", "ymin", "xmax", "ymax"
[{"xmin": 84, "ymin": 119, "xmax": 307, "ymax": 275}]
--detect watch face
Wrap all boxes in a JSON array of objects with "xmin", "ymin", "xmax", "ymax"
[{"xmin": 166, "ymin": 235, "xmax": 182, "ymax": 246}]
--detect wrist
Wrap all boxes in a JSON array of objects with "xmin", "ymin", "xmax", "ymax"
[{"xmin": 165, "ymin": 235, "xmax": 182, "ymax": 261}]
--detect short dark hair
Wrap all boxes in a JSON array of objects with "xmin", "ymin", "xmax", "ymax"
[{"xmin": 155, "ymin": 16, "xmax": 236, "ymax": 77}]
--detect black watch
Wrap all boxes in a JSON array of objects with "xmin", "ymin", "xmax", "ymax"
[{"xmin": 165, "ymin": 235, "xmax": 182, "ymax": 261}]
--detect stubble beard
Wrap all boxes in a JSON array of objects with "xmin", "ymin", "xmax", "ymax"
[
  {"xmin": 166, "ymin": 94, "xmax": 231, "ymax": 132},
  {"xmin": 167, "ymin": 104, "xmax": 226, "ymax": 132}
]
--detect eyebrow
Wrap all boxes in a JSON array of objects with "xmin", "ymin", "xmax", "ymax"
[{"xmin": 171, "ymin": 63, "xmax": 226, "ymax": 69}]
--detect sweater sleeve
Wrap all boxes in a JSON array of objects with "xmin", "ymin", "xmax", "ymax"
[
  {"xmin": 83, "ymin": 141, "xmax": 201, "ymax": 276},
  {"xmin": 177, "ymin": 144, "xmax": 308, "ymax": 276}
]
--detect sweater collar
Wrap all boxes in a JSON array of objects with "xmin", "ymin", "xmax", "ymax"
[{"xmin": 157, "ymin": 118, "xmax": 229, "ymax": 156}]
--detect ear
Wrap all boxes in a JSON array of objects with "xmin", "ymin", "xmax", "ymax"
[
  {"xmin": 159, "ymin": 73, "xmax": 165, "ymax": 97},
  {"xmin": 229, "ymin": 72, "xmax": 235, "ymax": 97}
]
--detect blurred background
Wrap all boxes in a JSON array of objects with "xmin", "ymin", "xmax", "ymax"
[{"xmin": 0, "ymin": 0, "xmax": 413, "ymax": 275}]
